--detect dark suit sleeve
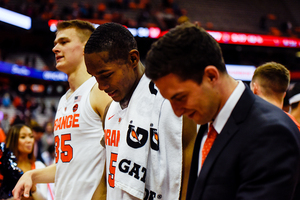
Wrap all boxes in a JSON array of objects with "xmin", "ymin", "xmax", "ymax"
[{"xmin": 236, "ymin": 123, "xmax": 300, "ymax": 200}]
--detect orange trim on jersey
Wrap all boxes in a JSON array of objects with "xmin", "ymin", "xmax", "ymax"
[
  {"xmin": 47, "ymin": 183, "xmax": 54, "ymax": 200},
  {"xmin": 31, "ymin": 162, "xmax": 36, "ymax": 170}
]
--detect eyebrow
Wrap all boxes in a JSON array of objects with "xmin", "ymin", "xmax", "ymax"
[
  {"xmin": 20, "ymin": 132, "xmax": 33, "ymax": 135},
  {"xmin": 170, "ymin": 93, "xmax": 182, "ymax": 100},
  {"xmin": 54, "ymin": 37, "xmax": 68, "ymax": 45},
  {"xmin": 97, "ymin": 69, "xmax": 112, "ymax": 76}
]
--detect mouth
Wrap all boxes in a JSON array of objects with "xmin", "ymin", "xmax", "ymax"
[
  {"xmin": 187, "ymin": 111, "xmax": 196, "ymax": 119},
  {"xmin": 106, "ymin": 90, "xmax": 116, "ymax": 97},
  {"xmin": 25, "ymin": 145, "xmax": 33, "ymax": 150},
  {"xmin": 56, "ymin": 56, "xmax": 64, "ymax": 62}
]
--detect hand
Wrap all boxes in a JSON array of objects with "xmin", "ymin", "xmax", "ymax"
[{"xmin": 12, "ymin": 171, "xmax": 33, "ymax": 199}]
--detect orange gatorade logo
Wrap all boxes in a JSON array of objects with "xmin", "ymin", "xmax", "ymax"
[
  {"xmin": 104, "ymin": 129, "xmax": 120, "ymax": 147},
  {"xmin": 54, "ymin": 114, "xmax": 80, "ymax": 131}
]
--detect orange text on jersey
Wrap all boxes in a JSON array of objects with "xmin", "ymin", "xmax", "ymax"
[
  {"xmin": 104, "ymin": 129, "xmax": 120, "ymax": 147},
  {"xmin": 54, "ymin": 114, "xmax": 80, "ymax": 131}
]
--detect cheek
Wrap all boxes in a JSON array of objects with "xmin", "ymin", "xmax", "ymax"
[
  {"xmin": 74, "ymin": 45, "xmax": 84, "ymax": 54},
  {"xmin": 29, "ymin": 138, "xmax": 34, "ymax": 144},
  {"xmin": 18, "ymin": 140, "xmax": 23, "ymax": 150}
]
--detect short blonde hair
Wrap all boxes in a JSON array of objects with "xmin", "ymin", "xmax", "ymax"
[
  {"xmin": 56, "ymin": 19, "xmax": 95, "ymax": 43},
  {"xmin": 252, "ymin": 62, "xmax": 290, "ymax": 95}
]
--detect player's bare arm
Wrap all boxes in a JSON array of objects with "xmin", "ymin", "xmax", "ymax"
[{"xmin": 13, "ymin": 164, "xmax": 56, "ymax": 199}]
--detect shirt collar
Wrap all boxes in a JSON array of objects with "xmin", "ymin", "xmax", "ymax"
[{"xmin": 212, "ymin": 80, "xmax": 245, "ymax": 134}]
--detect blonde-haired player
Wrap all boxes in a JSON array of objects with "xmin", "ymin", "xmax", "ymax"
[{"xmin": 13, "ymin": 20, "xmax": 111, "ymax": 200}]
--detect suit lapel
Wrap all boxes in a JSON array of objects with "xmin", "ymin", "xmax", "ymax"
[{"xmin": 188, "ymin": 85, "xmax": 256, "ymax": 200}]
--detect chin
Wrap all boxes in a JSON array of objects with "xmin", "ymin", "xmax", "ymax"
[
  {"xmin": 112, "ymin": 96, "xmax": 122, "ymax": 103},
  {"xmin": 191, "ymin": 115, "xmax": 206, "ymax": 125}
]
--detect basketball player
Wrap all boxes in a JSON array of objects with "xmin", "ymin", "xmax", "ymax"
[
  {"xmin": 251, "ymin": 61, "xmax": 300, "ymax": 130},
  {"xmin": 13, "ymin": 20, "xmax": 111, "ymax": 200},
  {"xmin": 84, "ymin": 22, "xmax": 197, "ymax": 200}
]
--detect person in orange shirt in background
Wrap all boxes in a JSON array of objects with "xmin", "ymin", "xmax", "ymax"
[{"xmin": 250, "ymin": 61, "xmax": 300, "ymax": 130}]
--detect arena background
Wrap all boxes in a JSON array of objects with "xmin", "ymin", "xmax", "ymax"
[{"xmin": 0, "ymin": 0, "xmax": 300, "ymax": 126}]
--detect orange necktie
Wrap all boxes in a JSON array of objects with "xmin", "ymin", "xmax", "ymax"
[{"xmin": 201, "ymin": 124, "xmax": 218, "ymax": 167}]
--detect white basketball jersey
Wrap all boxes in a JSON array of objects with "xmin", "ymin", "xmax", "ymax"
[
  {"xmin": 104, "ymin": 75, "xmax": 182, "ymax": 200},
  {"xmin": 54, "ymin": 77, "xmax": 105, "ymax": 200}
]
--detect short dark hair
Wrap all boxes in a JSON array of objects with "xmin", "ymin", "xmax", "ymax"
[
  {"xmin": 84, "ymin": 22, "xmax": 138, "ymax": 62},
  {"xmin": 145, "ymin": 21, "xmax": 226, "ymax": 84},
  {"xmin": 56, "ymin": 19, "xmax": 95, "ymax": 43},
  {"xmin": 31, "ymin": 125, "xmax": 44, "ymax": 133},
  {"xmin": 252, "ymin": 62, "xmax": 290, "ymax": 95}
]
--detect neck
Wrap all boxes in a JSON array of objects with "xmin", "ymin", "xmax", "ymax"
[
  {"xmin": 260, "ymin": 95, "xmax": 283, "ymax": 109},
  {"xmin": 120, "ymin": 62, "xmax": 145, "ymax": 109},
  {"xmin": 215, "ymin": 74, "xmax": 239, "ymax": 118},
  {"xmin": 18, "ymin": 153, "xmax": 30, "ymax": 163},
  {"xmin": 67, "ymin": 62, "xmax": 92, "ymax": 95},
  {"xmin": 291, "ymin": 109, "xmax": 300, "ymax": 124}
]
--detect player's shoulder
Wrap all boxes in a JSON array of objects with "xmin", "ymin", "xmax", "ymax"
[
  {"xmin": 90, "ymin": 82, "xmax": 112, "ymax": 117},
  {"xmin": 90, "ymin": 83, "xmax": 112, "ymax": 102}
]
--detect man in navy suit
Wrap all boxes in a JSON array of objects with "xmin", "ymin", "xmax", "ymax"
[{"xmin": 145, "ymin": 21, "xmax": 300, "ymax": 200}]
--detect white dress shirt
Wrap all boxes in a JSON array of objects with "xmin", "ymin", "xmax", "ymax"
[{"xmin": 198, "ymin": 80, "xmax": 245, "ymax": 175}]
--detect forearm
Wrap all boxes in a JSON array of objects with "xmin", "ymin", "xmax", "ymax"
[{"xmin": 31, "ymin": 164, "xmax": 56, "ymax": 184}]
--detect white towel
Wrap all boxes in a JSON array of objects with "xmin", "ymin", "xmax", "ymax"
[{"xmin": 113, "ymin": 75, "xmax": 183, "ymax": 199}]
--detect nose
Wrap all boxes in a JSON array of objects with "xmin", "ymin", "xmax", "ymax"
[
  {"xmin": 170, "ymin": 102, "xmax": 185, "ymax": 117},
  {"xmin": 97, "ymin": 80, "xmax": 109, "ymax": 91},
  {"xmin": 26, "ymin": 136, "xmax": 34, "ymax": 143},
  {"xmin": 52, "ymin": 44, "xmax": 59, "ymax": 53}
]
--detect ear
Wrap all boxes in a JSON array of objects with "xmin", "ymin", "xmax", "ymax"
[
  {"xmin": 128, "ymin": 49, "xmax": 140, "ymax": 67},
  {"xmin": 82, "ymin": 41, "xmax": 87, "ymax": 55},
  {"xmin": 203, "ymin": 65, "xmax": 219, "ymax": 83},
  {"xmin": 251, "ymin": 82, "xmax": 259, "ymax": 95}
]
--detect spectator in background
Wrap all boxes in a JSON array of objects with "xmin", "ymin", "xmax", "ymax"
[
  {"xmin": 161, "ymin": 0, "xmax": 181, "ymax": 16},
  {"xmin": 177, "ymin": 8, "xmax": 189, "ymax": 25},
  {"xmin": 41, "ymin": 144, "xmax": 55, "ymax": 166},
  {"xmin": 154, "ymin": 7, "xmax": 177, "ymax": 30},
  {"xmin": 250, "ymin": 61, "xmax": 300, "ymax": 130},
  {"xmin": 136, "ymin": 2, "xmax": 153, "ymax": 27},
  {"xmin": 1, "ymin": 113, "xmax": 10, "ymax": 135},
  {"xmin": 11, "ymin": 112, "xmax": 25, "ymax": 126},
  {"xmin": 32, "ymin": 125, "xmax": 45, "ymax": 164},
  {"xmin": 41, "ymin": 122, "xmax": 54, "ymax": 153},
  {"xmin": 50, "ymin": 100, "xmax": 57, "ymax": 119},
  {"xmin": 288, "ymin": 82, "xmax": 300, "ymax": 125},
  {"xmin": 2, "ymin": 93, "xmax": 11, "ymax": 108},
  {"xmin": 40, "ymin": 98, "xmax": 46, "ymax": 115},
  {"xmin": 79, "ymin": 2, "xmax": 94, "ymax": 19},
  {"xmin": 94, "ymin": 3, "xmax": 107, "ymax": 19},
  {"xmin": 13, "ymin": 95, "xmax": 24, "ymax": 114},
  {"xmin": 4, "ymin": 124, "xmax": 47, "ymax": 199}
]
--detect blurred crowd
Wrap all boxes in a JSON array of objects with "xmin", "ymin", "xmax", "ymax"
[
  {"xmin": 0, "ymin": 0, "xmax": 190, "ymax": 31},
  {"xmin": 0, "ymin": 86, "xmax": 57, "ymax": 167}
]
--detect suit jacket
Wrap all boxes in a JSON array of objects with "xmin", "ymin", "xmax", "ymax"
[{"xmin": 186, "ymin": 85, "xmax": 300, "ymax": 200}]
